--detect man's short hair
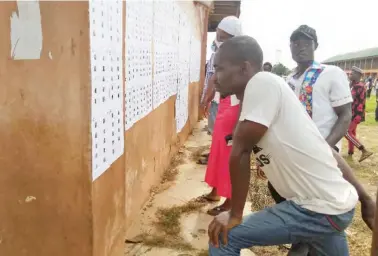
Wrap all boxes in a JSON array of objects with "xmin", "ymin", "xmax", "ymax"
[
  {"xmin": 263, "ymin": 62, "xmax": 272, "ymax": 68},
  {"xmin": 218, "ymin": 36, "xmax": 263, "ymax": 68}
]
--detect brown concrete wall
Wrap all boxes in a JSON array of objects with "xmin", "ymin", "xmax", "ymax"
[
  {"xmin": 91, "ymin": 1, "xmax": 126, "ymax": 255},
  {"xmin": 0, "ymin": 1, "xmax": 209, "ymax": 256},
  {"xmin": 124, "ymin": 2, "xmax": 210, "ymax": 229},
  {"xmin": 0, "ymin": 1, "xmax": 93, "ymax": 256}
]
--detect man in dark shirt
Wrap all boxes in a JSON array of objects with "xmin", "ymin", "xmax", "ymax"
[{"xmin": 345, "ymin": 66, "xmax": 373, "ymax": 162}]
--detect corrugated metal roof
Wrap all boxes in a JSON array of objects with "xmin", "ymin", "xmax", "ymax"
[
  {"xmin": 323, "ymin": 47, "xmax": 378, "ymax": 63},
  {"xmin": 208, "ymin": 0, "xmax": 241, "ymax": 32}
]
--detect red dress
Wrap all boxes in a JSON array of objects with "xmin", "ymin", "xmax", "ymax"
[{"xmin": 205, "ymin": 96, "xmax": 240, "ymax": 198}]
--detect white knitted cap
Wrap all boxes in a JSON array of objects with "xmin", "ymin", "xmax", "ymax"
[{"xmin": 217, "ymin": 16, "xmax": 243, "ymax": 36}]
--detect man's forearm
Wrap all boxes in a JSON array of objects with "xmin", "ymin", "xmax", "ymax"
[
  {"xmin": 202, "ymin": 74, "xmax": 216, "ymax": 105},
  {"xmin": 326, "ymin": 116, "xmax": 350, "ymax": 147},
  {"xmin": 371, "ymin": 191, "xmax": 378, "ymax": 256},
  {"xmin": 229, "ymin": 152, "xmax": 251, "ymax": 218},
  {"xmin": 332, "ymin": 149, "xmax": 370, "ymax": 201}
]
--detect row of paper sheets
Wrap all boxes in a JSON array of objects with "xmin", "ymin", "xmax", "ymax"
[
  {"xmin": 90, "ymin": 0, "xmax": 202, "ymax": 180},
  {"xmin": 125, "ymin": 0, "xmax": 202, "ymax": 132},
  {"xmin": 89, "ymin": 0, "xmax": 124, "ymax": 181}
]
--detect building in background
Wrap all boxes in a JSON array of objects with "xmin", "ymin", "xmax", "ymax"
[{"xmin": 323, "ymin": 47, "xmax": 378, "ymax": 79}]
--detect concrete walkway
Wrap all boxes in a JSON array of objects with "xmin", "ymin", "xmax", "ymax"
[{"xmin": 125, "ymin": 121, "xmax": 255, "ymax": 256}]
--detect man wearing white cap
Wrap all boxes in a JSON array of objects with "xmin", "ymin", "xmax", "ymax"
[
  {"xmin": 201, "ymin": 16, "xmax": 243, "ymax": 133},
  {"xmin": 200, "ymin": 16, "xmax": 244, "ymax": 216},
  {"xmin": 198, "ymin": 16, "xmax": 242, "ymax": 166}
]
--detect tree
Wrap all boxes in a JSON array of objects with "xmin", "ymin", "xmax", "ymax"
[{"xmin": 272, "ymin": 63, "xmax": 291, "ymax": 77}]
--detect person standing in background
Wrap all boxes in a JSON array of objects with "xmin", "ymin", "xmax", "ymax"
[
  {"xmin": 366, "ymin": 77, "xmax": 373, "ymax": 98},
  {"xmin": 199, "ymin": 16, "xmax": 243, "ymax": 216},
  {"xmin": 198, "ymin": 17, "xmax": 242, "ymax": 165},
  {"xmin": 345, "ymin": 66, "xmax": 373, "ymax": 162},
  {"xmin": 268, "ymin": 24, "xmax": 354, "ymax": 255},
  {"xmin": 263, "ymin": 62, "xmax": 273, "ymax": 72}
]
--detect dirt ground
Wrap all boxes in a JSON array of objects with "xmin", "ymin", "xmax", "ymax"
[
  {"xmin": 125, "ymin": 98, "xmax": 378, "ymax": 256},
  {"xmin": 251, "ymin": 97, "xmax": 378, "ymax": 256}
]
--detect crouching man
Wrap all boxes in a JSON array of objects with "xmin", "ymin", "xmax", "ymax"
[{"xmin": 207, "ymin": 36, "xmax": 375, "ymax": 256}]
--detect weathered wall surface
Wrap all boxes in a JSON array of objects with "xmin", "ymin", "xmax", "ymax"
[
  {"xmin": 0, "ymin": 1, "xmax": 209, "ymax": 256},
  {"xmin": 0, "ymin": 1, "xmax": 93, "ymax": 256},
  {"xmin": 124, "ymin": 1, "xmax": 209, "ymax": 230},
  {"xmin": 92, "ymin": 1, "xmax": 210, "ymax": 256}
]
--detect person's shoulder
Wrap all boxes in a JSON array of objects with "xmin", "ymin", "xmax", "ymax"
[
  {"xmin": 245, "ymin": 72, "xmax": 283, "ymax": 97},
  {"xmin": 249, "ymin": 72, "xmax": 285, "ymax": 86},
  {"xmin": 317, "ymin": 64, "xmax": 349, "ymax": 86},
  {"xmin": 320, "ymin": 64, "xmax": 346, "ymax": 76}
]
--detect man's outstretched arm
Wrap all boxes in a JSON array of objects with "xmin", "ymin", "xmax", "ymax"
[
  {"xmin": 371, "ymin": 190, "xmax": 378, "ymax": 256},
  {"xmin": 229, "ymin": 120, "xmax": 268, "ymax": 218},
  {"xmin": 326, "ymin": 103, "xmax": 351, "ymax": 147},
  {"xmin": 331, "ymin": 149, "xmax": 375, "ymax": 229}
]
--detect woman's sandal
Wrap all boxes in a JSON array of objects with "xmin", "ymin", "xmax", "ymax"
[
  {"xmin": 207, "ymin": 206, "xmax": 229, "ymax": 216},
  {"xmin": 196, "ymin": 157, "xmax": 208, "ymax": 165}
]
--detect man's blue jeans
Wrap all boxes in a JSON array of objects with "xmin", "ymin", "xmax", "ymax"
[{"xmin": 209, "ymin": 201, "xmax": 355, "ymax": 256}]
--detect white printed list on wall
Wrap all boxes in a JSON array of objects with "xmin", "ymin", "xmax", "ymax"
[
  {"xmin": 125, "ymin": 0, "xmax": 154, "ymax": 130},
  {"xmin": 10, "ymin": 0, "xmax": 43, "ymax": 60},
  {"xmin": 152, "ymin": 2, "xmax": 180, "ymax": 109},
  {"xmin": 124, "ymin": 1, "xmax": 202, "ymax": 131},
  {"xmin": 89, "ymin": 0, "xmax": 124, "ymax": 181}
]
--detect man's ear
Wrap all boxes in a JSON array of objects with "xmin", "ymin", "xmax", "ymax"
[
  {"xmin": 242, "ymin": 61, "xmax": 252, "ymax": 74},
  {"xmin": 314, "ymin": 41, "xmax": 319, "ymax": 51}
]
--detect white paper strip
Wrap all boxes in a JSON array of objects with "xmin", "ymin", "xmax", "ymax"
[
  {"xmin": 125, "ymin": 0, "xmax": 154, "ymax": 130},
  {"xmin": 10, "ymin": 0, "xmax": 43, "ymax": 60},
  {"xmin": 89, "ymin": 0, "xmax": 124, "ymax": 181}
]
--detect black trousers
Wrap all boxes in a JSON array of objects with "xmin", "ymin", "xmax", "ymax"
[{"xmin": 367, "ymin": 89, "xmax": 372, "ymax": 98}]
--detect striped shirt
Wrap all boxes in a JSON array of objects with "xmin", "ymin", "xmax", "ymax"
[{"xmin": 201, "ymin": 52, "xmax": 216, "ymax": 103}]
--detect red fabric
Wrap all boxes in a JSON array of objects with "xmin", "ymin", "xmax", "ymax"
[
  {"xmin": 351, "ymin": 81, "xmax": 366, "ymax": 123},
  {"xmin": 345, "ymin": 120, "xmax": 362, "ymax": 153},
  {"xmin": 205, "ymin": 96, "xmax": 240, "ymax": 198}
]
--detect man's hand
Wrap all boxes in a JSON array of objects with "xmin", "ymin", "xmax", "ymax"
[
  {"xmin": 208, "ymin": 211, "xmax": 242, "ymax": 248},
  {"xmin": 200, "ymin": 102, "xmax": 210, "ymax": 118},
  {"xmin": 360, "ymin": 196, "xmax": 376, "ymax": 230}
]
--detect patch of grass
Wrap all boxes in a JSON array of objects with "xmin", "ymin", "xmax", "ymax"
[
  {"xmin": 134, "ymin": 200, "xmax": 207, "ymax": 252},
  {"xmin": 249, "ymin": 157, "xmax": 275, "ymax": 211},
  {"xmin": 188, "ymin": 145, "xmax": 210, "ymax": 162},
  {"xmin": 155, "ymin": 199, "xmax": 207, "ymax": 236},
  {"xmin": 363, "ymin": 97, "xmax": 377, "ymax": 126},
  {"xmin": 251, "ymin": 245, "xmax": 288, "ymax": 255},
  {"xmin": 149, "ymin": 151, "xmax": 185, "ymax": 195},
  {"xmin": 140, "ymin": 234, "xmax": 195, "ymax": 251},
  {"xmin": 341, "ymin": 125, "xmax": 378, "ymax": 256},
  {"xmin": 196, "ymin": 249, "xmax": 209, "ymax": 256}
]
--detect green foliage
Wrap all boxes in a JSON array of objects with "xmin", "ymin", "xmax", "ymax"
[
  {"xmin": 272, "ymin": 63, "xmax": 291, "ymax": 77},
  {"xmin": 363, "ymin": 96, "xmax": 378, "ymax": 126}
]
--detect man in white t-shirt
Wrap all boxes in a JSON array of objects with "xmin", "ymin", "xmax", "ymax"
[
  {"xmin": 269, "ymin": 25, "xmax": 354, "ymax": 254},
  {"xmin": 207, "ymin": 36, "xmax": 375, "ymax": 256}
]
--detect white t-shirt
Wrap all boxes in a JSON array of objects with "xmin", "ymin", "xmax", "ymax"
[
  {"xmin": 213, "ymin": 92, "xmax": 239, "ymax": 106},
  {"xmin": 240, "ymin": 72, "xmax": 358, "ymax": 215},
  {"xmin": 286, "ymin": 65, "xmax": 352, "ymax": 150}
]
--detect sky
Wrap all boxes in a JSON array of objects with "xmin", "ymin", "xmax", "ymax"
[{"xmin": 207, "ymin": 0, "xmax": 378, "ymax": 69}]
